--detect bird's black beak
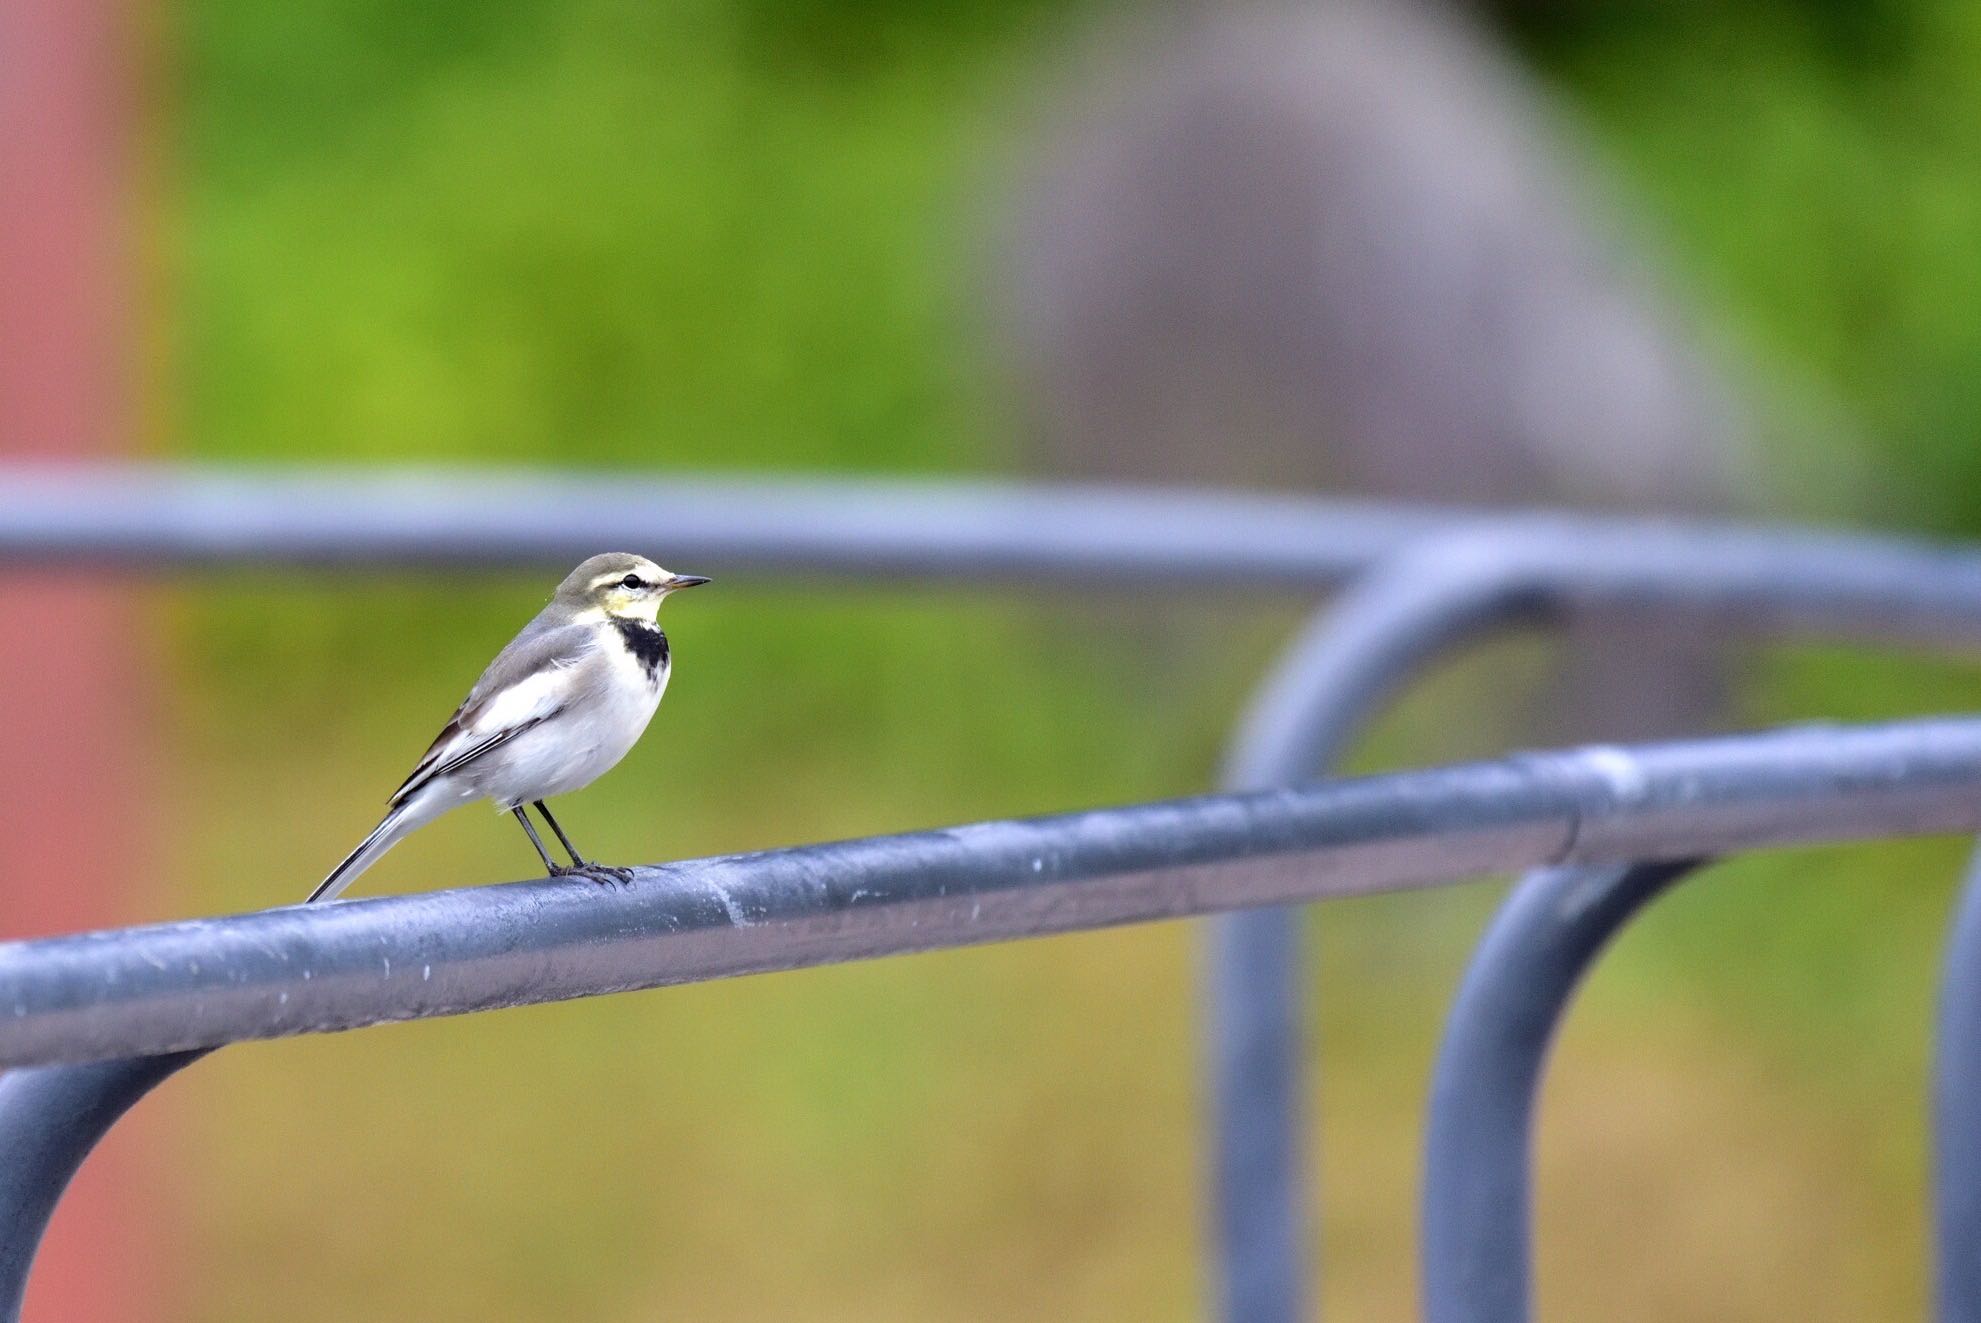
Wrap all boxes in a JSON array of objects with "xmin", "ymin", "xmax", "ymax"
[{"xmin": 663, "ymin": 574, "xmax": 712, "ymax": 591}]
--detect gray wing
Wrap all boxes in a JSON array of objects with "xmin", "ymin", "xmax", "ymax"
[{"xmin": 389, "ymin": 619, "xmax": 599, "ymax": 806}]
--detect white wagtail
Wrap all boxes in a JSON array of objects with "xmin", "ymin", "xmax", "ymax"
[{"xmin": 309, "ymin": 553, "xmax": 710, "ymax": 902}]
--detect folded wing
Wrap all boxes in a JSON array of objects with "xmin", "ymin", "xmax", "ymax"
[{"xmin": 389, "ymin": 623, "xmax": 597, "ymax": 807}]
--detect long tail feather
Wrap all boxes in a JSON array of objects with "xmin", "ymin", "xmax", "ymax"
[{"xmin": 309, "ymin": 803, "xmax": 421, "ymax": 903}]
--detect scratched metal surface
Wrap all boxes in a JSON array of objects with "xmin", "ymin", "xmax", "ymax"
[{"xmin": 1, "ymin": 716, "xmax": 1978, "ymax": 1069}]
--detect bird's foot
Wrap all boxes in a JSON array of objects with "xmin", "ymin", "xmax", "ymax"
[{"xmin": 553, "ymin": 862, "xmax": 634, "ymax": 887}]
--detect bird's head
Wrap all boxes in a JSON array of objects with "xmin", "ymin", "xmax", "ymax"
[{"xmin": 556, "ymin": 552, "xmax": 711, "ymax": 624}]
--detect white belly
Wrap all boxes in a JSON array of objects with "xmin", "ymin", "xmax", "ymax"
[{"xmin": 467, "ymin": 660, "xmax": 667, "ymax": 808}]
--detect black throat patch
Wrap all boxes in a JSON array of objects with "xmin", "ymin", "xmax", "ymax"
[{"xmin": 612, "ymin": 618, "xmax": 670, "ymax": 682}]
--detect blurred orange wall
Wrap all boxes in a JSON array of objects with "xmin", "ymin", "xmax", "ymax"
[{"xmin": 0, "ymin": 0, "xmax": 163, "ymax": 1317}]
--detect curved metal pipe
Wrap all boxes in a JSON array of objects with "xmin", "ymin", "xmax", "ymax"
[
  {"xmin": 1934, "ymin": 841, "xmax": 1981, "ymax": 1322},
  {"xmin": 1419, "ymin": 860, "xmax": 1706, "ymax": 1323},
  {"xmin": 0, "ymin": 1051, "xmax": 206, "ymax": 1322},
  {"xmin": 1211, "ymin": 526, "xmax": 1563, "ymax": 1323}
]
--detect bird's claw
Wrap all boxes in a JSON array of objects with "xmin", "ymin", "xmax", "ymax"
[{"xmin": 553, "ymin": 862, "xmax": 635, "ymax": 887}]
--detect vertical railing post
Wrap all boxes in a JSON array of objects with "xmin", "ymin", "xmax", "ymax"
[
  {"xmin": 1211, "ymin": 526, "xmax": 1559, "ymax": 1323},
  {"xmin": 0, "ymin": 1052, "xmax": 206, "ymax": 1323},
  {"xmin": 1419, "ymin": 859, "xmax": 1705, "ymax": 1323},
  {"xmin": 1933, "ymin": 840, "xmax": 1981, "ymax": 1322}
]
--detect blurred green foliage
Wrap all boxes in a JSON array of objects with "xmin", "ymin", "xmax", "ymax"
[
  {"xmin": 1512, "ymin": 0, "xmax": 1981, "ymax": 531},
  {"xmin": 151, "ymin": 0, "xmax": 1981, "ymax": 1319}
]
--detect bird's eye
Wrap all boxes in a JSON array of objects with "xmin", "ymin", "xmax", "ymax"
[{"xmin": 620, "ymin": 574, "xmax": 645, "ymax": 589}]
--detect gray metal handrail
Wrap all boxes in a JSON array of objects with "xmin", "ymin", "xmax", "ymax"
[
  {"xmin": 0, "ymin": 468, "xmax": 1979, "ymax": 652},
  {"xmin": 7, "ymin": 718, "xmax": 1981, "ymax": 1069},
  {"xmin": 3, "ymin": 470, "xmax": 1981, "ymax": 1319},
  {"xmin": 0, "ymin": 712, "xmax": 1965, "ymax": 1315},
  {"xmin": 0, "ymin": 717, "xmax": 1979, "ymax": 1317}
]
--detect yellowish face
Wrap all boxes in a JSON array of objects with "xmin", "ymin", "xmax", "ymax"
[{"xmin": 586, "ymin": 558, "xmax": 672, "ymax": 622}]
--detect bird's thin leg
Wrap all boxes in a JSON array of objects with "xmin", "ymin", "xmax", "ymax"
[
  {"xmin": 534, "ymin": 801, "xmax": 633, "ymax": 886},
  {"xmin": 510, "ymin": 807, "xmax": 565, "ymax": 877},
  {"xmin": 533, "ymin": 801, "xmax": 587, "ymax": 866}
]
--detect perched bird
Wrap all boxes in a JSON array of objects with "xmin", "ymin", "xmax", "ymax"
[{"xmin": 309, "ymin": 553, "xmax": 710, "ymax": 902}]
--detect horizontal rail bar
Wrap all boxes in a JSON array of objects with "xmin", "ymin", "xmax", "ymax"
[
  {"xmin": 0, "ymin": 467, "xmax": 1979, "ymax": 647},
  {"xmin": 0, "ymin": 466, "xmax": 1443, "ymax": 583},
  {"xmin": 3, "ymin": 717, "xmax": 1981, "ymax": 1069}
]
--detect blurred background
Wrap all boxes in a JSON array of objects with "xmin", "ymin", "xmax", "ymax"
[{"xmin": 5, "ymin": 0, "xmax": 1981, "ymax": 1318}]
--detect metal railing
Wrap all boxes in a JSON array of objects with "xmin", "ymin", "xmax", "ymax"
[{"xmin": 1, "ymin": 467, "xmax": 1980, "ymax": 1323}]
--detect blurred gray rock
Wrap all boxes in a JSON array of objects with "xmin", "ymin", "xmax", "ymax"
[{"xmin": 992, "ymin": 0, "xmax": 1755, "ymax": 741}]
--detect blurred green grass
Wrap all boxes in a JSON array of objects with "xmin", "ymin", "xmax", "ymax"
[{"xmin": 150, "ymin": 0, "xmax": 1981, "ymax": 1318}]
